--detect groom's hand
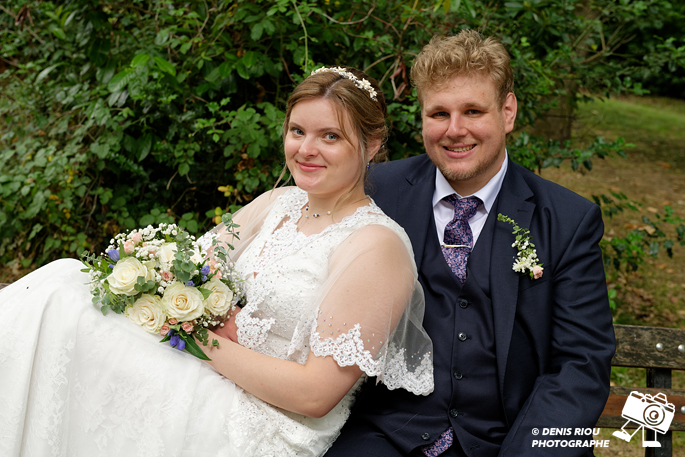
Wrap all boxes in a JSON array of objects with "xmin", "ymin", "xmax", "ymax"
[{"xmin": 213, "ymin": 308, "xmax": 241, "ymax": 343}]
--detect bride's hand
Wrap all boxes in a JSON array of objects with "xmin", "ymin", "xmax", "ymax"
[{"xmin": 213, "ymin": 308, "xmax": 241, "ymax": 343}]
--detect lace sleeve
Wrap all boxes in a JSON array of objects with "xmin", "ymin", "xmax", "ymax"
[{"xmin": 309, "ymin": 224, "xmax": 434, "ymax": 396}]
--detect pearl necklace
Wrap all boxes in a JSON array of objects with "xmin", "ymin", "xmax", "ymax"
[
  {"xmin": 304, "ymin": 196, "xmax": 369, "ymax": 219},
  {"xmin": 304, "ymin": 204, "xmax": 330, "ymax": 218}
]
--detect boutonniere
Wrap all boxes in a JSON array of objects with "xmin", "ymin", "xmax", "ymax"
[{"xmin": 497, "ymin": 213, "xmax": 544, "ymax": 280}]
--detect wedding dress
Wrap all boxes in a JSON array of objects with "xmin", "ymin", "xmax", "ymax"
[{"xmin": 0, "ymin": 187, "xmax": 433, "ymax": 457}]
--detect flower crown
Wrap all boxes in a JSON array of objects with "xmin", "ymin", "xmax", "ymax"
[{"xmin": 310, "ymin": 66, "xmax": 378, "ymax": 101}]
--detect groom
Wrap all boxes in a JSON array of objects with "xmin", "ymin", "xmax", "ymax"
[{"xmin": 326, "ymin": 30, "xmax": 615, "ymax": 456}]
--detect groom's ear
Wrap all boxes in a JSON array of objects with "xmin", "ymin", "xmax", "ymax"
[{"xmin": 503, "ymin": 92, "xmax": 517, "ymax": 134}]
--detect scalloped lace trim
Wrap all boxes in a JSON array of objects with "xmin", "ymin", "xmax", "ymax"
[{"xmin": 310, "ymin": 324, "xmax": 433, "ymax": 396}]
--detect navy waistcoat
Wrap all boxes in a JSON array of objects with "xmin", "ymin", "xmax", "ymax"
[{"xmin": 350, "ymin": 200, "xmax": 508, "ymax": 457}]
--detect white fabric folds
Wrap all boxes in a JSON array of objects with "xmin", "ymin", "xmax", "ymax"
[{"xmin": 0, "ymin": 186, "xmax": 433, "ymax": 457}]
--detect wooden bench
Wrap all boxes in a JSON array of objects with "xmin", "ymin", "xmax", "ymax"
[{"xmin": 597, "ymin": 324, "xmax": 685, "ymax": 457}]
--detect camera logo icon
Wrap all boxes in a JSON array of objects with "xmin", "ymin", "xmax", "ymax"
[{"xmin": 612, "ymin": 391, "xmax": 675, "ymax": 447}]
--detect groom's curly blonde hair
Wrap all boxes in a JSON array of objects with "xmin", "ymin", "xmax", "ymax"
[{"xmin": 411, "ymin": 29, "xmax": 514, "ymax": 108}]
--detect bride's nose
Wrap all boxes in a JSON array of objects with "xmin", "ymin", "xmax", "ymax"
[{"xmin": 299, "ymin": 136, "xmax": 319, "ymax": 157}]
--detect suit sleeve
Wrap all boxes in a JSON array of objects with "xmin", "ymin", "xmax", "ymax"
[{"xmin": 499, "ymin": 204, "xmax": 616, "ymax": 457}]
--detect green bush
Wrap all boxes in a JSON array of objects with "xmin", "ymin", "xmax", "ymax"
[{"xmin": 0, "ymin": 0, "xmax": 678, "ymax": 266}]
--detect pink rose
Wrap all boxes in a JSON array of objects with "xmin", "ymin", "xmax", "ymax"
[
  {"xmin": 161, "ymin": 271, "xmax": 174, "ymax": 281},
  {"xmin": 215, "ymin": 270, "xmax": 222, "ymax": 280},
  {"xmin": 169, "ymin": 318, "xmax": 178, "ymax": 325},
  {"xmin": 124, "ymin": 240, "xmax": 135, "ymax": 255},
  {"xmin": 533, "ymin": 266, "xmax": 544, "ymax": 279},
  {"xmin": 181, "ymin": 321, "xmax": 194, "ymax": 332},
  {"xmin": 131, "ymin": 232, "xmax": 143, "ymax": 245},
  {"xmin": 160, "ymin": 324, "xmax": 170, "ymax": 336}
]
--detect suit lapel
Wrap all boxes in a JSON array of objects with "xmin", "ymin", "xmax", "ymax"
[
  {"xmin": 490, "ymin": 160, "xmax": 536, "ymax": 394},
  {"xmin": 391, "ymin": 156, "xmax": 436, "ymax": 272}
]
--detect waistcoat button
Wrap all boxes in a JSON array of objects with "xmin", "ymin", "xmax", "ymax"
[
  {"xmin": 421, "ymin": 432, "xmax": 431, "ymax": 441},
  {"xmin": 458, "ymin": 332, "xmax": 467, "ymax": 342},
  {"xmin": 458, "ymin": 299, "xmax": 469, "ymax": 309},
  {"xmin": 453, "ymin": 371, "xmax": 463, "ymax": 380},
  {"xmin": 449, "ymin": 409, "xmax": 459, "ymax": 418}
]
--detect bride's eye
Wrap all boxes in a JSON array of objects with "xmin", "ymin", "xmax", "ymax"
[
  {"xmin": 324, "ymin": 133, "xmax": 338, "ymax": 141},
  {"xmin": 291, "ymin": 127, "xmax": 304, "ymax": 136}
]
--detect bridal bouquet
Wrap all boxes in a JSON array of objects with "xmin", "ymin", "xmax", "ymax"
[{"xmin": 81, "ymin": 214, "xmax": 241, "ymax": 360}]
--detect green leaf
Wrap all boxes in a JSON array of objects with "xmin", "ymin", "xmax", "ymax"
[
  {"xmin": 241, "ymin": 51, "xmax": 258, "ymax": 68},
  {"xmin": 197, "ymin": 287, "xmax": 213, "ymax": 300},
  {"xmin": 138, "ymin": 134, "xmax": 153, "ymax": 161},
  {"xmin": 155, "ymin": 29, "xmax": 170, "ymax": 46},
  {"xmin": 178, "ymin": 162, "xmax": 190, "ymax": 176},
  {"xmin": 131, "ymin": 54, "xmax": 150, "ymax": 67},
  {"xmin": 36, "ymin": 64, "xmax": 61, "ymax": 83},
  {"xmin": 182, "ymin": 335, "xmax": 212, "ymax": 361},
  {"xmin": 153, "ymin": 56, "xmax": 176, "ymax": 76},
  {"xmin": 140, "ymin": 214, "xmax": 155, "ymax": 226},
  {"xmin": 52, "ymin": 27, "xmax": 67, "ymax": 40},
  {"xmin": 108, "ymin": 69, "xmax": 134, "ymax": 92},
  {"xmin": 97, "ymin": 60, "xmax": 117, "ymax": 84},
  {"xmin": 180, "ymin": 40, "xmax": 192, "ymax": 54},
  {"xmin": 251, "ymin": 23, "xmax": 264, "ymax": 41}
]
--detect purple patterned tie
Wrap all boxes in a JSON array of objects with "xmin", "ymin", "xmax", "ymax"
[
  {"xmin": 440, "ymin": 195, "xmax": 481, "ymax": 283},
  {"xmin": 422, "ymin": 427, "xmax": 454, "ymax": 456}
]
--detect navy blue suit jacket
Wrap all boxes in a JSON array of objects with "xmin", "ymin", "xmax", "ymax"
[{"xmin": 328, "ymin": 155, "xmax": 615, "ymax": 456}]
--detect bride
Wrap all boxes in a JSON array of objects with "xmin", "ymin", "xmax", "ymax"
[{"xmin": 0, "ymin": 66, "xmax": 433, "ymax": 457}]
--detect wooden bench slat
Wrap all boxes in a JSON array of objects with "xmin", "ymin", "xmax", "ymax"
[
  {"xmin": 598, "ymin": 387, "xmax": 685, "ymax": 430},
  {"xmin": 612, "ymin": 324, "xmax": 685, "ymax": 370}
]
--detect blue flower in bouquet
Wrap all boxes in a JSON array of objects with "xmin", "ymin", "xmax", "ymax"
[
  {"xmin": 185, "ymin": 280, "xmax": 195, "ymax": 287},
  {"xmin": 169, "ymin": 331, "xmax": 186, "ymax": 350},
  {"xmin": 200, "ymin": 265, "xmax": 211, "ymax": 276},
  {"xmin": 107, "ymin": 249, "xmax": 120, "ymax": 262}
]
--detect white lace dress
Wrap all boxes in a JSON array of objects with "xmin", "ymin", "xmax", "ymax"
[{"xmin": 0, "ymin": 187, "xmax": 432, "ymax": 457}]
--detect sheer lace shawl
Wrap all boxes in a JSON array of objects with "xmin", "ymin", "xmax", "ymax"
[{"xmin": 202, "ymin": 187, "xmax": 433, "ymax": 396}]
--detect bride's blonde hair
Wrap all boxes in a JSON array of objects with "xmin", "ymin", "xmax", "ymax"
[{"xmin": 276, "ymin": 67, "xmax": 388, "ymax": 212}]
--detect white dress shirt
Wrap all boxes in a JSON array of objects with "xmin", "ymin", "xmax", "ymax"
[{"xmin": 432, "ymin": 154, "xmax": 508, "ymax": 246}]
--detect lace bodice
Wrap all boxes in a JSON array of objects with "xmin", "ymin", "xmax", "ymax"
[
  {"xmin": 235, "ymin": 189, "xmax": 392, "ymax": 358},
  {"xmin": 232, "ymin": 188, "xmax": 432, "ymax": 390}
]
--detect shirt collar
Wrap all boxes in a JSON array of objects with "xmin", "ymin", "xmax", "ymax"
[{"xmin": 432, "ymin": 152, "xmax": 508, "ymax": 215}]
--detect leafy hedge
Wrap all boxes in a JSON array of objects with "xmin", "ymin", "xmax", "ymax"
[{"xmin": 0, "ymin": 0, "xmax": 680, "ymax": 268}]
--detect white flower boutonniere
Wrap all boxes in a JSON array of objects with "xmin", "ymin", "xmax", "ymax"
[{"xmin": 498, "ymin": 213, "xmax": 544, "ymax": 280}]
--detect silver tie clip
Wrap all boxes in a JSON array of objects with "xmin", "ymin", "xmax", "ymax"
[{"xmin": 441, "ymin": 242, "xmax": 471, "ymax": 248}]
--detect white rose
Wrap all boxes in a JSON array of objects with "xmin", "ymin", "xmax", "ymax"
[
  {"xmin": 108, "ymin": 257, "xmax": 152, "ymax": 295},
  {"xmin": 157, "ymin": 242, "xmax": 178, "ymax": 268},
  {"xmin": 124, "ymin": 295, "xmax": 165, "ymax": 334},
  {"xmin": 202, "ymin": 277, "xmax": 234, "ymax": 316},
  {"xmin": 162, "ymin": 282, "xmax": 205, "ymax": 321},
  {"xmin": 190, "ymin": 249, "xmax": 204, "ymax": 265}
]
